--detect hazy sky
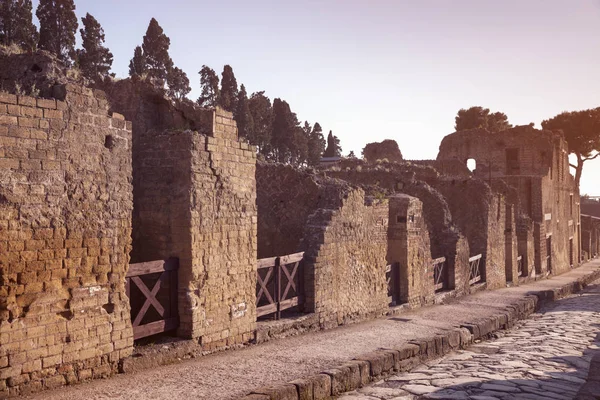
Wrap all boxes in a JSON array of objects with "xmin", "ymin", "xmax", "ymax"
[{"xmin": 32, "ymin": 0, "xmax": 600, "ymax": 195}]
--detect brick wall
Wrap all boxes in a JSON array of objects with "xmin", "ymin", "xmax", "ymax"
[
  {"xmin": 388, "ymin": 195, "xmax": 435, "ymax": 306},
  {"xmin": 303, "ymin": 189, "xmax": 390, "ymax": 328},
  {"xmin": 0, "ymin": 85, "xmax": 133, "ymax": 396},
  {"xmin": 433, "ymin": 179, "xmax": 508, "ymax": 290},
  {"xmin": 131, "ymin": 107, "xmax": 257, "ymax": 349}
]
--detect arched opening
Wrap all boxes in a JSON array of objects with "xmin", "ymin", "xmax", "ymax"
[{"xmin": 466, "ymin": 158, "xmax": 477, "ymax": 172}]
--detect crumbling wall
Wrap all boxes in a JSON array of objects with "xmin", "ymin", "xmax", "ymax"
[
  {"xmin": 387, "ymin": 195, "xmax": 435, "ymax": 306},
  {"xmin": 436, "ymin": 126, "xmax": 557, "ymax": 178},
  {"xmin": 362, "ymin": 139, "xmax": 403, "ymax": 163},
  {"xmin": 0, "ymin": 85, "xmax": 133, "ymax": 396},
  {"xmin": 437, "ymin": 127, "xmax": 581, "ymax": 277},
  {"xmin": 131, "ymin": 107, "xmax": 257, "ymax": 349},
  {"xmin": 255, "ymin": 163, "xmax": 350, "ymax": 258},
  {"xmin": 433, "ymin": 179, "xmax": 507, "ymax": 289},
  {"xmin": 303, "ymin": 190, "xmax": 389, "ymax": 328},
  {"xmin": 323, "ymin": 164, "xmax": 471, "ymax": 294}
]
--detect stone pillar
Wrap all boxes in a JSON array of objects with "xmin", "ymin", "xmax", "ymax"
[{"xmin": 387, "ymin": 195, "xmax": 434, "ymax": 307}]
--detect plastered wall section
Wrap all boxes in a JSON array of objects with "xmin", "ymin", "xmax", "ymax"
[
  {"xmin": 303, "ymin": 190, "xmax": 389, "ymax": 329},
  {"xmin": 0, "ymin": 86, "xmax": 133, "ymax": 397}
]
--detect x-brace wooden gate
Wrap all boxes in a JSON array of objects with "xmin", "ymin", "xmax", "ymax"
[
  {"xmin": 126, "ymin": 258, "xmax": 179, "ymax": 340},
  {"xmin": 256, "ymin": 252, "xmax": 305, "ymax": 319}
]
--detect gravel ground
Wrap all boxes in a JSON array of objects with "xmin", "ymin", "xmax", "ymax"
[{"xmin": 21, "ymin": 260, "xmax": 600, "ymax": 400}]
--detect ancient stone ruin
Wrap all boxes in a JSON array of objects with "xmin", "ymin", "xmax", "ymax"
[{"xmin": 0, "ymin": 52, "xmax": 598, "ymax": 397}]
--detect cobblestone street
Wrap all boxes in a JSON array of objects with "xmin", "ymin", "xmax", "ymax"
[{"xmin": 340, "ymin": 282, "xmax": 600, "ymax": 400}]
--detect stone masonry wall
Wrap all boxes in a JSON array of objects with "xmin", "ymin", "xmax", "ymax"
[
  {"xmin": 433, "ymin": 179, "xmax": 508, "ymax": 290},
  {"xmin": 255, "ymin": 163, "xmax": 352, "ymax": 258},
  {"xmin": 132, "ymin": 107, "xmax": 257, "ymax": 349},
  {"xmin": 387, "ymin": 195, "xmax": 435, "ymax": 306},
  {"xmin": 303, "ymin": 189, "xmax": 389, "ymax": 329},
  {"xmin": 0, "ymin": 85, "xmax": 133, "ymax": 397}
]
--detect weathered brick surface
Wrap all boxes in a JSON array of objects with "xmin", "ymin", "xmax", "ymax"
[
  {"xmin": 303, "ymin": 189, "xmax": 390, "ymax": 328},
  {"xmin": 0, "ymin": 84, "xmax": 133, "ymax": 397},
  {"xmin": 437, "ymin": 126, "xmax": 581, "ymax": 279},
  {"xmin": 131, "ymin": 107, "xmax": 257, "ymax": 347}
]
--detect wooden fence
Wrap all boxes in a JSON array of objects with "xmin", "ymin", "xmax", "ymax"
[
  {"xmin": 256, "ymin": 252, "xmax": 305, "ymax": 320},
  {"xmin": 126, "ymin": 258, "xmax": 179, "ymax": 340},
  {"xmin": 469, "ymin": 254, "xmax": 483, "ymax": 285}
]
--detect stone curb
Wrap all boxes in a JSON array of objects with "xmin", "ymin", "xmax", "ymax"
[{"xmin": 242, "ymin": 268, "xmax": 600, "ymax": 400}]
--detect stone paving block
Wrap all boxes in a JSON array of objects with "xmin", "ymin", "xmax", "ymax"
[
  {"xmin": 355, "ymin": 352, "xmax": 384, "ymax": 377},
  {"xmin": 323, "ymin": 367, "xmax": 350, "ymax": 396},
  {"xmin": 252, "ymin": 384, "xmax": 299, "ymax": 400},
  {"xmin": 340, "ymin": 361, "xmax": 363, "ymax": 389},
  {"xmin": 290, "ymin": 378, "xmax": 312, "ymax": 400},
  {"xmin": 311, "ymin": 374, "xmax": 331, "ymax": 400}
]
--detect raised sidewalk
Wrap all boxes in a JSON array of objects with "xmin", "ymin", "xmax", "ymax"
[{"xmin": 26, "ymin": 259, "xmax": 600, "ymax": 400}]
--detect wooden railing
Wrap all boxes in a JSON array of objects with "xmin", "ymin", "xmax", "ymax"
[
  {"xmin": 433, "ymin": 257, "xmax": 447, "ymax": 292},
  {"xmin": 469, "ymin": 254, "xmax": 483, "ymax": 285},
  {"xmin": 256, "ymin": 252, "xmax": 305, "ymax": 320},
  {"xmin": 126, "ymin": 258, "xmax": 179, "ymax": 340}
]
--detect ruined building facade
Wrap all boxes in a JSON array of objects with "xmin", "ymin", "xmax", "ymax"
[{"xmin": 0, "ymin": 53, "xmax": 591, "ymax": 397}]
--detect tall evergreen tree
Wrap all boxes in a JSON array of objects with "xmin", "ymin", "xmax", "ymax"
[
  {"xmin": 198, "ymin": 65, "xmax": 219, "ymax": 107},
  {"xmin": 36, "ymin": 0, "xmax": 78, "ymax": 63},
  {"xmin": 323, "ymin": 131, "xmax": 342, "ymax": 157},
  {"xmin": 334, "ymin": 134, "xmax": 342, "ymax": 157},
  {"xmin": 167, "ymin": 66, "xmax": 191, "ymax": 100},
  {"xmin": 307, "ymin": 122, "xmax": 326, "ymax": 166},
  {"xmin": 271, "ymin": 98, "xmax": 299, "ymax": 163},
  {"xmin": 0, "ymin": 0, "xmax": 38, "ymax": 50},
  {"xmin": 292, "ymin": 122, "xmax": 309, "ymax": 166},
  {"xmin": 248, "ymin": 91, "xmax": 272, "ymax": 155},
  {"xmin": 141, "ymin": 18, "xmax": 173, "ymax": 83},
  {"xmin": 128, "ymin": 46, "xmax": 146, "ymax": 77},
  {"xmin": 234, "ymin": 84, "xmax": 253, "ymax": 139},
  {"xmin": 75, "ymin": 13, "xmax": 113, "ymax": 81},
  {"xmin": 219, "ymin": 65, "xmax": 238, "ymax": 112}
]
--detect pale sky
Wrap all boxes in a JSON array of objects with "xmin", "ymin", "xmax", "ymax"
[{"xmin": 31, "ymin": 0, "xmax": 600, "ymax": 195}]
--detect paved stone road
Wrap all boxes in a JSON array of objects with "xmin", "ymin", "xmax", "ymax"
[{"xmin": 340, "ymin": 283, "xmax": 600, "ymax": 400}]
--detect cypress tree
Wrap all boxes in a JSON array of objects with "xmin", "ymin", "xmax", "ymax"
[
  {"xmin": 37, "ymin": 0, "xmax": 78, "ymax": 63},
  {"xmin": 141, "ymin": 18, "xmax": 173, "ymax": 83},
  {"xmin": 167, "ymin": 66, "xmax": 191, "ymax": 100},
  {"xmin": 128, "ymin": 46, "xmax": 146, "ymax": 77},
  {"xmin": 76, "ymin": 13, "xmax": 113, "ymax": 81},
  {"xmin": 197, "ymin": 65, "xmax": 219, "ymax": 107},
  {"xmin": 307, "ymin": 122, "xmax": 326, "ymax": 166},
  {"xmin": 234, "ymin": 84, "xmax": 253, "ymax": 139},
  {"xmin": 219, "ymin": 65, "xmax": 238, "ymax": 112},
  {"xmin": 0, "ymin": 0, "xmax": 38, "ymax": 51}
]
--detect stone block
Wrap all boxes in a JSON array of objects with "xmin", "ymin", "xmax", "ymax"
[
  {"xmin": 311, "ymin": 374, "xmax": 331, "ymax": 400},
  {"xmin": 290, "ymin": 378, "xmax": 312, "ymax": 400},
  {"xmin": 252, "ymin": 384, "xmax": 298, "ymax": 400}
]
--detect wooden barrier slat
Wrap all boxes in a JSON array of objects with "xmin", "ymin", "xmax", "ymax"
[
  {"xmin": 257, "ymin": 257, "xmax": 277, "ymax": 269},
  {"xmin": 133, "ymin": 317, "xmax": 179, "ymax": 340},
  {"xmin": 256, "ymin": 303, "xmax": 278, "ymax": 317},
  {"xmin": 127, "ymin": 258, "xmax": 179, "ymax": 277},
  {"xmin": 279, "ymin": 297, "xmax": 300, "ymax": 312},
  {"xmin": 280, "ymin": 252, "xmax": 304, "ymax": 265}
]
